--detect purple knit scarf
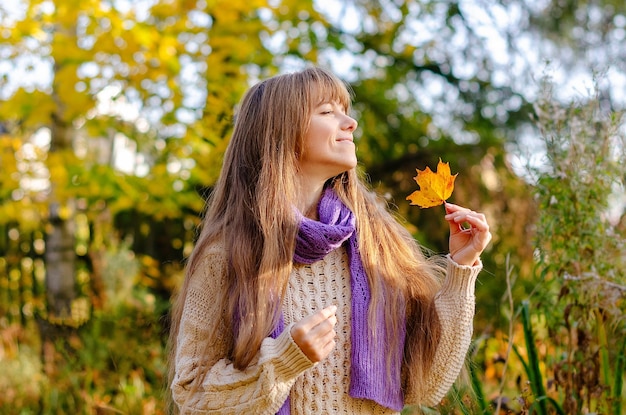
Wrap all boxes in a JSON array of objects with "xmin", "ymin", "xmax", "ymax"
[{"xmin": 270, "ymin": 188, "xmax": 405, "ymax": 413}]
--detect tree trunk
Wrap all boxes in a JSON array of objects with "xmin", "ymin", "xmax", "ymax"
[
  {"xmin": 39, "ymin": 77, "xmax": 79, "ymax": 375},
  {"xmin": 44, "ymin": 9, "xmax": 78, "ymax": 319},
  {"xmin": 44, "ymin": 201, "xmax": 76, "ymax": 318}
]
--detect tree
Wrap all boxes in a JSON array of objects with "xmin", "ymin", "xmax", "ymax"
[
  {"xmin": 0, "ymin": 0, "xmax": 276, "ymax": 326},
  {"xmin": 0, "ymin": 0, "xmax": 542, "ymax": 331}
]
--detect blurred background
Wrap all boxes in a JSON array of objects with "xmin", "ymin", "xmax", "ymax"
[{"xmin": 1, "ymin": 0, "xmax": 625, "ymax": 413}]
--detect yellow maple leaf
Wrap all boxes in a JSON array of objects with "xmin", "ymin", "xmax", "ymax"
[{"xmin": 406, "ymin": 159, "xmax": 458, "ymax": 208}]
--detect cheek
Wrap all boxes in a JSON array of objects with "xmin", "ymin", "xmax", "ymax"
[
  {"xmin": 305, "ymin": 123, "xmax": 329, "ymax": 144},
  {"xmin": 320, "ymin": 123, "xmax": 337, "ymax": 140}
]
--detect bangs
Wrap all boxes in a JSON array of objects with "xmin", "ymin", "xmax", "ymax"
[{"xmin": 306, "ymin": 68, "xmax": 353, "ymax": 111}]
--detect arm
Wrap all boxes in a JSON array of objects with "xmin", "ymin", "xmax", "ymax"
[
  {"xmin": 405, "ymin": 255, "xmax": 481, "ymax": 406},
  {"xmin": 405, "ymin": 203, "xmax": 489, "ymax": 406},
  {"xmin": 171, "ymin": 247, "xmax": 315, "ymax": 414}
]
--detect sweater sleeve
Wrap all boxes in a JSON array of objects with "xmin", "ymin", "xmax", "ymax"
[
  {"xmin": 171, "ymin": 245, "xmax": 315, "ymax": 414},
  {"xmin": 405, "ymin": 254, "xmax": 481, "ymax": 407}
]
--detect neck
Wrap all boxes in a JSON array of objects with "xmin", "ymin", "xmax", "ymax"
[{"xmin": 296, "ymin": 174, "xmax": 326, "ymax": 220}]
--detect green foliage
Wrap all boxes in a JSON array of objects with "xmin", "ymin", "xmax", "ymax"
[
  {"xmin": 490, "ymin": 77, "xmax": 626, "ymax": 414},
  {"xmin": 446, "ymin": 76, "xmax": 626, "ymax": 415},
  {"xmin": 512, "ymin": 301, "xmax": 565, "ymax": 415},
  {"xmin": 531, "ymin": 73, "xmax": 626, "ymax": 333},
  {"xmin": 468, "ymin": 354, "xmax": 488, "ymax": 414},
  {"xmin": 612, "ymin": 336, "xmax": 626, "ymax": 415},
  {"xmin": 519, "ymin": 301, "xmax": 548, "ymax": 414}
]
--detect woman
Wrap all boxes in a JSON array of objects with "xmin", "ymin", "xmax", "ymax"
[{"xmin": 167, "ymin": 66, "xmax": 491, "ymax": 414}]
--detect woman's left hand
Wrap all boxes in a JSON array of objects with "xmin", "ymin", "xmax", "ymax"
[{"xmin": 444, "ymin": 203, "xmax": 492, "ymax": 266}]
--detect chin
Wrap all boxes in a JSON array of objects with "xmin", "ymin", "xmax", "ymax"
[{"xmin": 334, "ymin": 164, "xmax": 357, "ymax": 176}]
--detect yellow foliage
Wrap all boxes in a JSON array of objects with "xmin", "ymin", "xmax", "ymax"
[
  {"xmin": 46, "ymin": 150, "xmax": 81, "ymax": 203},
  {"xmin": 0, "ymin": 90, "xmax": 56, "ymax": 129},
  {"xmin": 53, "ymin": 64, "xmax": 81, "ymax": 97},
  {"xmin": 150, "ymin": 1, "xmax": 181, "ymax": 19},
  {"xmin": 0, "ymin": 137, "xmax": 20, "ymax": 184},
  {"xmin": 2, "ymin": 0, "xmax": 281, "ymax": 220},
  {"xmin": 132, "ymin": 24, "xmax": 158, "ymax": 50},
  {"xmin": 12, "ymin": 19, "xmax": 47, "ymax": 41},
  {"xmin": 158, "ymin": 36, "xmax": 181, "ymax": 67}
]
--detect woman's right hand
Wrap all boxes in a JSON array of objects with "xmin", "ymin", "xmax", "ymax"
[{"xmin": 290, "ymin": 305, "xmax": 337, "ymax": 363}]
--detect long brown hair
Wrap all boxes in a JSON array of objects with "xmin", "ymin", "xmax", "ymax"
[{"xmin": 167, "ymin": 66, "xmax": 443, "ymax": 411}]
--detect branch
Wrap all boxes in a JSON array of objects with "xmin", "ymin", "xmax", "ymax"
[{"xmin": 563, "ymin": 272, "xmax": 626, "ymax": 293}]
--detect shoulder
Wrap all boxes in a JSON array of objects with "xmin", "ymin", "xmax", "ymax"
[
  {"xmin": 201, "ymin": 237, "xmax": 228, "ymax": 261},
  {"xmin": 187, "ymin": 238, "xmax": 229, "ymax": 291}
]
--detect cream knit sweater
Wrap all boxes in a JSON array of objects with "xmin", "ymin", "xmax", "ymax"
[{"xmin": 172, "ymin": 242, "xmax": 481, "ymax": 414}]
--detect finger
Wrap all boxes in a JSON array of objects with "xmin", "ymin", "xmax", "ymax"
[
  {"xmin": 316, "ymin": 323, "xmax": 337, "ymax": 347},
  {"xmin": 444, "ymin": 209, "xmax": 472, "ymax": 226},
  {"xmin": 306, "ymin": 332, "xmax": 337, "ymax": 362},
  {"xmin": 297, "ymin": 305, "xmax": 337, "ymax": 331},
  {"xmin": 292, "ymin": 316, "xmax": 337, "ymax": 362},
  {"xmin": 308, "ymin": 314, "xmax": 337, "ymax": 338},
  {"xmin": 301, "ymin": 319, "xmax": 337, "ymax": 344},
  {"xmin": 461, "ymin": 213, "xmax": 489, "ymax": 232},
  {"xmin": 447, "ymin": 211, "xmax": 488, "ymax": 228},
  {"xmin": 318, "ymin": 334, "xmax": 337, "ymax": 359},
  {"xmin": 446, "ymin": 212, "xmax": 471, "ymax": 233},
  {"xmin": 444, "ymin": 203, "xmax": 471, "ymax": 214},
  {"xmin": 321, "ymin": 304, "xmax": 338, "ymax": 318},
  {"xmin": 298, "ymin": 316, "xmax": 337, "ymax": 351}
]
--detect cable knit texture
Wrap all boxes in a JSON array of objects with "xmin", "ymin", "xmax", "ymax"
[
  {"xmin": 172, "ymin": 212, "xmax": 481, "ymax": 413},
  {"xmin": 272, "ymin": 188, "xmax": 404, "ymax": 413}
]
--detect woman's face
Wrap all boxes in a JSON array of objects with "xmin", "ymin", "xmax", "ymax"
[{"xmin": 298, "ymin": 99, "xmax": 358, "ymax": 182}]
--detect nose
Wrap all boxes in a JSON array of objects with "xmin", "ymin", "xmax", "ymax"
[{"xmin": 342, "ymin": 114, "xmax": 358, "ymax": 131}]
